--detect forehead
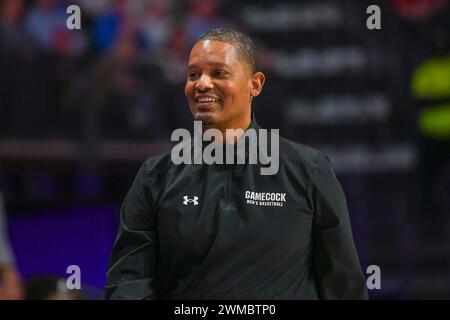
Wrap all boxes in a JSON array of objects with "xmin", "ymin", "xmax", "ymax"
[{"xmin": 188, "ymin": 40, "xmax": 241, "ymax": 68}]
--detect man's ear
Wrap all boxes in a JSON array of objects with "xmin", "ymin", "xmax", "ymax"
[{"xmin": 250, "ymin": 71, "xmax": 265, "ymax": 97}]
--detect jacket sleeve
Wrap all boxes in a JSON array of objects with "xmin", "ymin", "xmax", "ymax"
[
  {"xmin": 310, "ymin": 152, "xmax": 368, "ymax": 299},
  {"xmin": 105, "ymin": 162, "xmax": 159, "ymax": 299}
]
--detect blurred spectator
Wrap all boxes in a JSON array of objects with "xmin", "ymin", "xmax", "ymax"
[
  {"xmin": 185, "ymin": 0, "xmax": 234, "ymax": 45},
  {"xmin": 92, "ymin": 0, "xmax": 129, "ymax": 52},
  {"xmin": 139, "ymin": 0, "xmax": 173, "ymax": 57},
  {"xmin": 0, "ymin": 0, "xmax": 26, "ymax": 55},
  {"xmin": 25, "ymin": 275, "xmax": 77, "ymax": 300},
  {"xmin": 0, "ymin": 192, "xmax": 24, "ymax": 300},
  {"xmin": 78, "ymin": 0, "xmax": 110, "ymax": 17},
  {"xmin": 85, "ymin": 33, "xmax": 157, "ymax": 139},
  {"xmin": 24, "ymin": 0, "xmax": 64, "ymax": 53},
  {"xmin": 158, "ymin": 25, "xmax": 189, "ymax": 83},
  {"xmin": 391, "ymin": 0, "xmax": 448, "ymax": 22},
  {"xmin": 24, "ymin": 0, "xmax": 85, "ymax": 57}
]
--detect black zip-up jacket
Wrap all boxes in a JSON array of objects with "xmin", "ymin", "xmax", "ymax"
[{"xmin": 105, "ymin": 115, "xmax": 368, "ymax": 300}]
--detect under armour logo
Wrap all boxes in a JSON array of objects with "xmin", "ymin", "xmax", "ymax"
[{"xmin": 183, "ymin": 196, "xmax": 199, "ymax": 206}]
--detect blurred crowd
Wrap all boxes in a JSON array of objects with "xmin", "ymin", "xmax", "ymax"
[{"xmin": 0, "ymin": 0, "xmax": 241, "ymax": 140}]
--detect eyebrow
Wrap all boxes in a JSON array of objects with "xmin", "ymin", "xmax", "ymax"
[{"xmin": 187, "ymin": 62, "xmax": 229, "ymax": 69}]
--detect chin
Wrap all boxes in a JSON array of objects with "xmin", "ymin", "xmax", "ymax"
[{"xmin": 194, "ymin": 112, "xmax": 216, "ymax": 126}]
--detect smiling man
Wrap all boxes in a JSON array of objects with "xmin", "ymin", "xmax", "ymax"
[
  {"xmin": 185, "ymin": 32, "xmax": 264, "ymax": 135},
  {"xmin": 105, "ymin": 28, "xmax": 368, "ymax": 300}
]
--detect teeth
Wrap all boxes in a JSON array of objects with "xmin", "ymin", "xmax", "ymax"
[{"xmin": 197, "ymin": 97, "xmax": 217, "ymax": 102}]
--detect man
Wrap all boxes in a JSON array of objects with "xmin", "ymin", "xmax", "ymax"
[{"xmin": 105, "ymin": 28, "xmax": 368, "ymax": 299}]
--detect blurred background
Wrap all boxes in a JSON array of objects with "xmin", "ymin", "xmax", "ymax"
[{"xmin": 0, "ymin": 0, "xmax": 449, "ymax": 299}]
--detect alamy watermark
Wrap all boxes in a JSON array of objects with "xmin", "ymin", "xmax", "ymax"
[
  {"xmin": 66, "ymin": 264, "xmax": 81, "ymax": 290},
  {"xmin": 66, "ymin": 5, "xmax": 81, "ymax": 30},
  {"xmin": 170, "ymin": 121, "xmax": 280, "ymax": 175},
  {"xmin": 366, "ymin": 5, "xmax": 381, "ymax": 30},
  {"xmin": 366, "ymin": 264, "xmax": 381, "ymax": 290},
  {"xmin": 65, "ymin": 5, "xmax": 380, "ymax": 31}
]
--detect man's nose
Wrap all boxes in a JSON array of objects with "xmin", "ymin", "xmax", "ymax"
[{"xmin": 195, "ymin": 74, "xmax": 214, "ymax": 91}]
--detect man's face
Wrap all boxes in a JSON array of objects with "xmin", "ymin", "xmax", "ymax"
[{"xmin": 185, "ymin": 40, "xmax": 257, "ymax": 130}]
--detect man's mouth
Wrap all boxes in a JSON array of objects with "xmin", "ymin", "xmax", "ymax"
[{"xmin": 194, "ymin": 95, "xmax": 221, "ymax": 105}]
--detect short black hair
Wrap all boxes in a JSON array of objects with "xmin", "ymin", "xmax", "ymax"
[{"xmin": 196, "ymin": 28, "xmax": 259, "ymax": 73}]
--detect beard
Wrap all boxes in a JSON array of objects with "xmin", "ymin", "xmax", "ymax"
[{"xmin": 194, "ymin": 112, "xmax": 216, "ymax": 126}]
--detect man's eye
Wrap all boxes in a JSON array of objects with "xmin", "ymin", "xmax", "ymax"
[
  {"xmin": 215, "ymin": 70, "xmax": 227, "ymax": 76},
  {"xmin": 188, "ymin": 72, "xmax": 199, "ymax": 79}
]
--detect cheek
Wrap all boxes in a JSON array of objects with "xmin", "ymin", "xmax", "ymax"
[
  {"xmin": 184, "ymin": 82, "xmax": 193, "ymax": 98},
  {"xmin": 235, "ymin": 82, "xmax": 251, "ymax": 102},
  {"xmin": 221, "ymin": 82, "xmax": 239, "ymax": 101}
]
